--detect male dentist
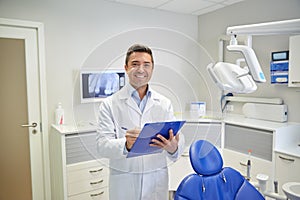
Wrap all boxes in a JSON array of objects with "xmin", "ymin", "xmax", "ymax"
[{"xmin": 97, "ymin": 43, "xmax": 185, "ymax": 200}]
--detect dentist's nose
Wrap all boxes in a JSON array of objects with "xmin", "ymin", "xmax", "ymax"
[{"xmin": 135, "ymin": 65, "xmax": 145, "ymax": 72}]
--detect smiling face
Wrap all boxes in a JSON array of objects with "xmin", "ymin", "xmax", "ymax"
[{"xmin": 125, "ymin": 52, "xmax": 154, "ymax": 90}]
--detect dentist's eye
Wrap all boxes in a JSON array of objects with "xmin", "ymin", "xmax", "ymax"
[{"xmin": 143, "ymin": 63, "xmax": 151, "ymax": 68}]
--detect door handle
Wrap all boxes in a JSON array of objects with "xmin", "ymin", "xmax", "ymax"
[
  {"xmin": 21, "ymin": 122, "xmax": 38, "ymax": 128},
  {"xmin": 278, "ymin": 155, "xmax": 295, "ymax": 162}
]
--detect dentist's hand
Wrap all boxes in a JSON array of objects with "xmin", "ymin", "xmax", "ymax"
[
  {"xmin": 125, "ymin": 128, "xmax": 140, "ymax": 151},
  {"xmin": 150, "ymin": 129, "xmax": 179, "ymax": 154}
]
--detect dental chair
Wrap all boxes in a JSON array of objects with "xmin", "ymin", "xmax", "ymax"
[{"xmin": 174, "ymin": 140, "xmax": 265, "ymax": 200}]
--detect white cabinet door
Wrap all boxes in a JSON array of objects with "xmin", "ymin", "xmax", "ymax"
[
  {"xmin": 275, "ymin": 152, "xmax": 300, "ymax": 195},
  {"xmin": 289, "ymin": 35, "xmax": 300, "ymax": 87}
]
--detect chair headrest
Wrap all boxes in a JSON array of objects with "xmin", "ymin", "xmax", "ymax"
[{"xmin": 189, "ymin": 140, "xmax": 223, "ymax": 176}]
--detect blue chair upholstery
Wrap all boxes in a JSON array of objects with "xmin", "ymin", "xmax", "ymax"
[{"xmin": 174, "ymin": 140, "xmax": 265, "ymax": 200}]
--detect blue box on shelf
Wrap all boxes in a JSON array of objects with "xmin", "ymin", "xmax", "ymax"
[{"xmin": 270, "ymin": 60, "xmax": 289, "ymax": 84}]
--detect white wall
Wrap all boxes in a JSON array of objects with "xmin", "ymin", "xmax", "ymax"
[
  {"xmin": 74, "ymin": 27, "xmax": 214, "ymax": 124},
  {"xmin": 0, "ymin": 0, "xmax": 204, "ymax": 126},
  {"xmin": 198, "ymin": 0, "xmax": 300, "ymax": 122}
]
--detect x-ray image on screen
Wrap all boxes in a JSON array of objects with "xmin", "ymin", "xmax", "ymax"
[{"xmin": 80, "ymin": 70, "xmax": 125, "ymax": 103}]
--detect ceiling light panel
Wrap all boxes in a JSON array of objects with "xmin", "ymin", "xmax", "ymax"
[
  {"xmin": 206, "ymin": 0, "xmax": 227, "ymax": 2},
  {"xmin": 158, "ymin": 0, "xmax": 215, "ymax": 14},
  {"xmin": 192, "ymin": 3, "xmax": 224, "ymax": 15},
  {"xmin": 116, "ymin": 0, "xmax": 170, "ymax": 8},
  {"xmin": 222, "ymin": 0, "xmax": 244, "ymax": 5}
]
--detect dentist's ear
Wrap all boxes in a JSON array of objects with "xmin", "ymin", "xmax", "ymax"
[{"xmin": 124, "ymin": 64, "xmax": 132, "ymax": 75}]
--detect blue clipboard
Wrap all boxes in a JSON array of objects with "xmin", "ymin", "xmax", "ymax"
[{"xmin": 127, "ymin": 120, "xmax": 186, "ymax": 158}]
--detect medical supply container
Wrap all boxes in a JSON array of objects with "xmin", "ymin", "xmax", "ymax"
[{"xmin": 55, "ymin": 102, "xmax": 64, "ymax": 125}]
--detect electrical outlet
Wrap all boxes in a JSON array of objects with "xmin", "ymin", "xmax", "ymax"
[{"xmin": 226, "ymin": 105, "xmax": 234, "ymax": 112}]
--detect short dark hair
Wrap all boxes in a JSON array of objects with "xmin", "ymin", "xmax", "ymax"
[{"xmin": 125, "ymin": 44, "xmax": 154, "ymax": 65}]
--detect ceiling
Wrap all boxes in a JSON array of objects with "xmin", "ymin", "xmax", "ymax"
[{"xmin": 105, "ymin": 0, "xmax": 244, "ymax": 16}]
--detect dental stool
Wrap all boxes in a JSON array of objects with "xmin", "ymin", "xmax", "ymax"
[{"xmin": 174, "ymin": 140, "xmax": 265, "ymax": 200}]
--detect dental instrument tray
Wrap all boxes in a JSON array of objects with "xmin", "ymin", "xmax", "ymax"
[{"xmin": 126, "ymin": 120, "xmax": 186, "ymax": 158}]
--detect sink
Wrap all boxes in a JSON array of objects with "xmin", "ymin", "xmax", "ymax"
[{"xmin": 282, "ymin": 182, "xmax": 300, "ymax": 200}]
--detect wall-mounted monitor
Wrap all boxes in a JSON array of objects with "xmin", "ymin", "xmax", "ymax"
[{"xmin": 80, "ymin": 69, "xmax": 126, "ymax": 103}]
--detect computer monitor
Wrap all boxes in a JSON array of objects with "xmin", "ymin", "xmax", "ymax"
[{"xmin": 80, "ymin": 69, "xmax": 126, "ymax": 103}]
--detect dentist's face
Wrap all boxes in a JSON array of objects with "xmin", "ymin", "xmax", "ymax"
[{"xmin": 125, "ymin": 52, "xmax": 153, "ymax": 89}]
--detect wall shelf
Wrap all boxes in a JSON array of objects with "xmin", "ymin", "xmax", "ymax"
[{"xmin": 225, "ymin": 96, "xmax": 283, "ymax": 105}]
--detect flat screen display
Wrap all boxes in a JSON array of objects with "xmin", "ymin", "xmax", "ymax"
[
  {"xmin": 80, "ymin": 69, "xmax": 126, "ymax": 103},
  {"xmin": 272, "ymin": 51, "xmax": 289, "ymax": 61}
]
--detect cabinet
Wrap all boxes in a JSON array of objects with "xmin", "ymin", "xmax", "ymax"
[
  {"xmin": 222, "ymin": 118, "xmax": 300, "ymax": 195},
  {"xmin": 169, "ymin": 121, "xmax": 222, "ymax": 191},
  {"xmin": 274, "ymin": 123, "xmax": 300, "ymax": 195},
  {"xmin": 222, "ymin": 123, "xmax": 273, "ymax": 190},
  {"xmin": 50, "ymin": 125, "xmax": 109, "ymax": 200},
  {"xmin": 275, "ymin": 152, "xmax": 300, "ymax": 195},
  {"xmin": 67, "ymin": 160, "xmax": 109, "ymax": 199},
  {"xmin": 50, "ymin": 121, "xmax": 222, "ymax": 199},
  {"xmin": 289, "ymin": 35, "xmax": 300, "ymax": 87},
  {"xmin": 50, "ymin": 118, "xmax": 300, "ymax": 199}
]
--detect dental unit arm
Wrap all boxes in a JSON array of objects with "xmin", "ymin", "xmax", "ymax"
[
  {"xmin": 227, "ymin": 44, "xmax": 266, "ymax": 83},
  {"xmin": 207, "ymin": 35, "xmax": 265, "ymax": 94},
  {"xmin": 207, "ymin": 18, "xmax": 300, "ymax": 94}
]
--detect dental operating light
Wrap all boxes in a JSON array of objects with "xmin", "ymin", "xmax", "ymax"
[
  {"xmin": 207, "ymin": 18, "xmax": 300, "ymax": 94},
  {"xmin": 207, "ymin": 62, "xmax": 257, "ymax": 94}
]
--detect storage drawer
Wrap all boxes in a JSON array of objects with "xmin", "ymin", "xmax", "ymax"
[
  {"xmin": 67, "ymin": 164, "xmax": 109, "ymax": 183},
  {"xmin": 67, "ymin": 159, "xmax": 109, "ymax": 172},
  {"xmin": 68, "ymin": 187, "xmax": 109, "ymax": 200},
  {"xmin": 224, "ymin": 124, "xmax": 273, "ymax": 161},
  {"xmin": 67, "ymin": 176, "xmax": 109, "ymax": 196},
  {"xmin": 66, "ymin": 132, "xmax": 98, "ymax": 164}
]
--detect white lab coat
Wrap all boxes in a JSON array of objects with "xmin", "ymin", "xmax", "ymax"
[{"xmin": 96, "ymin": 84, "xmax": 185, "ymax": 200}]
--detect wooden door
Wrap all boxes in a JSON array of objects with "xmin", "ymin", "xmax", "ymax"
[{"xmin": 0, "ymin": 23, "xmax": 46, "ymax": 200}]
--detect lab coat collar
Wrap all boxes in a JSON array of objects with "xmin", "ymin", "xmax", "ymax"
[
  {"xmin": 119, "ymin": 83, "xmax": 158, "ymax": 100},
  {"xmin": 119, "ymin": 84, "xmax": 161, "ymax": 114}
]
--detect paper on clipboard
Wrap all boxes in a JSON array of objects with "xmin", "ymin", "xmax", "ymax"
[{"xmin": 126, "ymin": 120, "xmax": 186, "ymax": 158}]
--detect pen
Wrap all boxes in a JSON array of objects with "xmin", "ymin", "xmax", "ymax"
[{"xmin": 121, "ymin": 127, "xmax": 128, "ymax": 131}]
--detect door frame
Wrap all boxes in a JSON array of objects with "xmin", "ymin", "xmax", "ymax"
[{"xmin": 0, "ymin": 18, "xmax": 51, "ymax": 200}]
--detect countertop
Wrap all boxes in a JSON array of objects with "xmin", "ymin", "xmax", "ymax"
[
  {"xmin": 52, "ymin": 123, "xmax": 97, "ymax": 135},
  {"xmin": 52, "ymin": 112, "xmax": 300, "ymax": 158}
]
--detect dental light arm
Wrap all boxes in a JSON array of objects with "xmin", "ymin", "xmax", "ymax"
[
  {"xmin": 226, "ymin": 18, "xmax": 300, "ymax": 36},
  {"xmin": 207, "ymin": 37, "xmax": 264, "ymax": 93},
  {"xmin": 226, "ymin": 18, "xmax": 300, "ymax": 83},
  {"xmin": 207, "ymin": 43, "xmax": 263, "ymax": 93},
  {"xmin": 227, "ymin": 44, "xmax": 266, "ymax": 82},
  {"xmin": 207, "ymin": 18, "xmax": 300, "ymax": 93}
]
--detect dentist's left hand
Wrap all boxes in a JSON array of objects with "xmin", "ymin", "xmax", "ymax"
[{"xmin": 125, "ymin": 128, "xmax": 140, "ymax": 151}]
